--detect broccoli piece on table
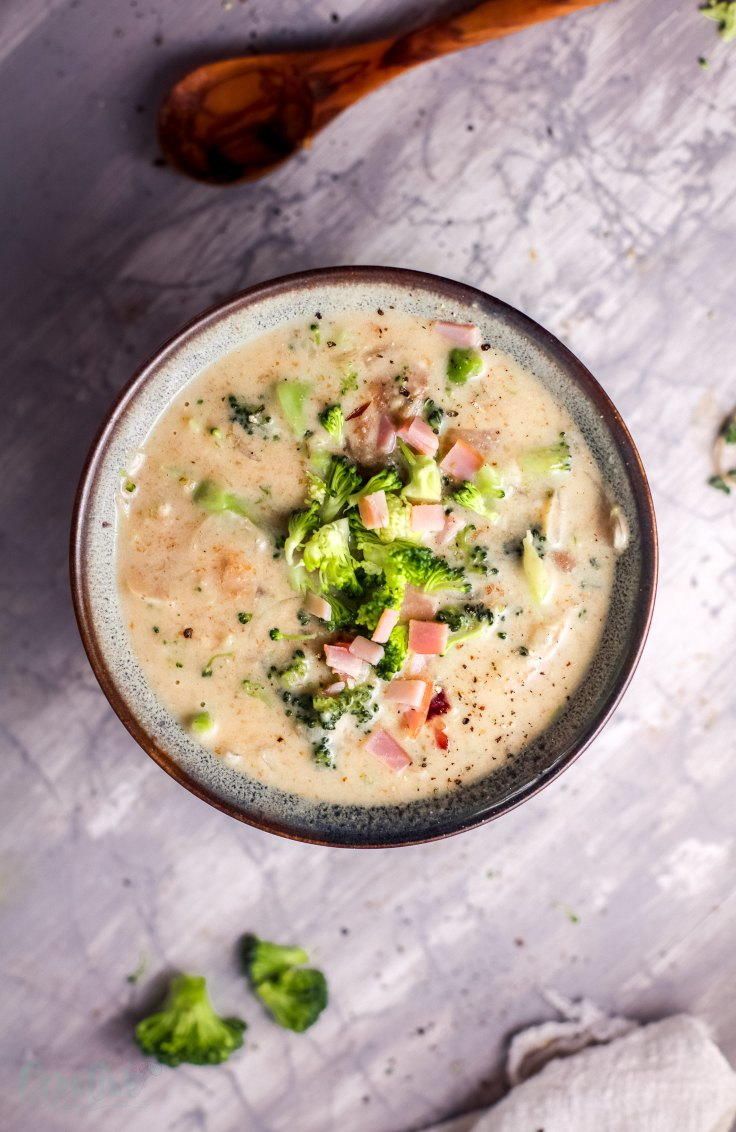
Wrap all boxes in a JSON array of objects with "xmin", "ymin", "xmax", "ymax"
[
  {"xmin": 135, "ymin": 974, "xmax": 245, "ymax": 1067},
  {"xmin": 375, "ymin": 623, "xmax": 409, "ymax": 680},
  {"xmin": 241, "ymin": 934, "xmax": 328, "ymax": 1033},
  {"xmin": 302, "ymin": 518, "xmax": 359, "ymax": 593},
  {"xmin": 318, "ymin": 404, "xmax": 345, "ymax": 443},
  {"xmin": 321, "ymin": 455, "xmax": 362, "ymax": 522},
  {"xmin": 311, "ymin": 683, "xmax": 377, "ymax": 731}
]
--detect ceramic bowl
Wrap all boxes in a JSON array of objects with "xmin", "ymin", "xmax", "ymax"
[{"xmin": 71, "ymin": 267, "xmax": 657, "ymax": 847}]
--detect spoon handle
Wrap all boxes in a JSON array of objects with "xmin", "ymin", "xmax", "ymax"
[{"xmin": 387, "ymin": 0, "xmax": 611, "ymax": 67}]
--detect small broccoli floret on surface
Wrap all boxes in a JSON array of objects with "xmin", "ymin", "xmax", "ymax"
[
  {"xmin": 276, "ymin": 380, "xmax": 312, "ymax": 438},
  {"xmin": 318, "ymin": 404, "xmax": 344, "ymax": 443},
  {"xmin": 268, "ymin": 628, "xmax": 315, "ymax": 642},
  {"xmin": 354, "ymin": 571, "xmax": 405, "ymax": 631},
  {"xmin": 368, "ymin": 541, "xmax": 470, "ymax": 595},
  {"xmin": 377, "ymin": 494, "xmax": 420, "ymax": 544},
  {"xmin": 241, "ymin": 679, "xmax": 269, "ymax": 701},
  {"xmin": 452, "ymin": 481, "xmax": 500, "ymax": 521},
  {"xmin": 474, "ymin": 464, "xmax": 506, "ymax": 499},
  {"xmin": 135, "ymin": 974, "xmax": 245, "ymax": 1067},
  {"xmin": 311, "ymin": 683, "xmax": 377, "ymax": 731},
  {"xmin": 284, "ymin": 503, "xmax": 321, "ymax": 565},
  {"xmin": 312, "ymin": 736, "xmax": 336, "ymax": 768},
  {"xmin": 302, "ymin": 518, "xmax": 359, "ymax": 593},
  {"xmin": 255, "ymin": 968, "xmax": 328, "ymax": 1034},
  {"xmin": 351, "ymin": 468, "xmax": 403, "ymax": 501},
  {"xmin": 375, "ymin": 624, "xmax": 409, "ymax": 680},
  {"xmin": 190, "ymin": 711, "xmax": 215, "ymax": 735},
  {"xmin": 321, "ymin": 456, "xmax": 362, "ymax": 522},
  {"xmin": 268, "ymin": 650, "xmax": 309, "ymax": 690},
  {"xmin": 241, "ymin": 936, "xmax": 327, "ymax": 1033},
  {"xmin": 437, "ymin": 603, "xmax": 495, "ymax": 651},
  {"xmin": 424, "ymin": 398, "xmax": 445, "ymax": 433},
  {"xmin": 520, "ymin": 434, "xmax": 571, "ymax": 478}
]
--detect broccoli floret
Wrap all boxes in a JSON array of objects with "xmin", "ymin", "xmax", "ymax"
[
  {"xmin": 702, "ymin": 0, "xmax": 736, "ymax": 42},
  {"xmin": 311, "ymin": 683, "xmax": 377, "ymax": 731},
  {"xmin": 284, "ymin": 502, "xmax": 321, "ymax": 565},
  {"xmin": 363, "ymin": 538, "xmax": 470, "ymax": 595},
  {"xmin": 317, "ymin": 590, "xmax": 355, "ymax": 632},
  {"xmin": 276, "ymin": 380, "xmax": 312, "ymax": 438},
  {"xmin": 475, "ymin": 464, "xmax": 506, "ymax": 499},
  {"xmin": 228, "ymin": 394, "xmax": 275, "ymax": 438},
  {"xmin": 352, "ymin": 467, "xmax": 403, "ymax": 501},
  {"xmin": 424, "ymin": 398, "xmax": 445, "ymax": 433},
  {"xmin": 437, "ymin": 603, "xmax": 495, "ymax": 650},
  {"xmin": 452, "ymin": 481, "xmax": 500, "ymax": 521},
  {"xmin": 201, "ymin": 651, "xmax": 234, "ymax": 677},
  {"xmin": 242, "ymin": 934, "xmax": 309, "ymax": 984},
  {"xmin": 268, "ymin": 628, "xmax": 314, "ymax": 642},
  {"xmin": 340, "ymin": 367, "xmax": 359, "ymax": 395},
  {"xmin": 377, "ymin": 494, "xmax": 421, "ymax": 544},
  {"xmin": 255, "ymin": 968, "xmax": 328, "ymax": 1033},
  {"xmin": 520, "ymin": 434, "xmax": 571, "ymax": 478},
  {"xmin": 321, "ymin": 456, "xmax": 362, "ymax": 522},
  {"xmin": 522, "ymin": 528, "xmax": 551, "ymax": 604},
  {"xmin": 375, "ymin": 623, "xmax": 409, "ymax": 679},
  {"xmin": 241, "ymin": 934, "xmax": 328, "ymax": 1033},
  {"xmin": 190, "ymin": 710, "xmax": 215, "ymax": 735},
  {"xmin": 302, "ymin": 518, "xmax": 359, "ymax": 592},
  {"xmin": 269, "ymin": 649, "xmax": 309, "ymax": 690},
  {"xmin": 193, "ymin": 479, "xmax": 260, "ymax": 525},
  {"xmin": 237, "ymin": 611, "xmax": 253, "ymax": 625},
  {"xmin": 318, "ymin": 404, "xmax": 345, "ymax": 443},
  {"xmin": 241, "ymin": 679, "xmax": 269, "ymax": 701},
  {"xmin": 447, "ymin": 348, "xmax": 483, "ymax": 385},
  {"xmin": 135, "ymin": 974, "xmax": 245, "ymax": 1067},
  {"xmin": 354, "ymin": 571, "xmax": 405, "ymax": 632},
  {"xmin": 398, "ymin": 440, "xmax": 442, "ymax": 502},
  {"xmin": 312, "ymin": 736, "xmax": 336, "ymax": 768}
]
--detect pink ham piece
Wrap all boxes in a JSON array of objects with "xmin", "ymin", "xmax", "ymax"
[
  {"xmin": 365, "ymin": 729, "xmax": 412, "ymax": 773},
  {"xmin": 435, "ymin": 321, "xmax": 482, "ymax": 348},
  {"xmin": 383, "ymin": 679, "xmax": 429, "ymax": 709},
  {"xmin": 376, "ymin": 413, "xmax": 397, "ymax": 455},
  {"xmin": 324, "ymin": 644, "xmax": 368, "ymax": 680},
  {"xmin": 349, "ymin": 635, "xmax": 385, "ymax": 666},
  {"xmin": 324, "ymin": 680, "xmax": 346, "ymax": 695},
  {"xmin": 358, "ymin": 490, "xmax": 389, "ymax": 530},
  {"xmin": 408, "ymin": 619, "xmax": 449, "ymax": 656},
  {"xmin": 437, "ymin": 511, "xmax": 464, "ymax": 547},
  {"xmin": 304, "ymin": 591, "xmax": 332, "ymax": 621},
  {"xmin": 371, "ymin": 607, "xmax": 400, "ymax": 644},
  {"xmin": 396, "ymin": 416, "xmax": 439, "ymax": 457},
  {"xmin": 410, "ymin": 504, "xmax": 446, "ymax": 534},
  {"xmin": 440, "ymin": 438, "xmax": 485, "ymax": 480}
]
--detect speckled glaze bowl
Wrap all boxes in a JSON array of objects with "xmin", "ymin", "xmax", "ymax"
[{"xmin": 71, "ymin": 267, "xmax": 657, "ymax": 847}]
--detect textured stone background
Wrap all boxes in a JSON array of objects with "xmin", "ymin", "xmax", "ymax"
[{"xmin": 2, "ymin": 1, "xmax": 735, "ymax": 1129}]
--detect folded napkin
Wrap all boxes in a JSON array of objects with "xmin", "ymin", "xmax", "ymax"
[{"xmin": 426, "ymin": 994, "xmax": 736, "ymax": 1132}]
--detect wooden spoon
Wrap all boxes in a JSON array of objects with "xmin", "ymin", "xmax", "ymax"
[{"xmin": 159, "ymin": 0, "xmax": 610, "ymax": 185}]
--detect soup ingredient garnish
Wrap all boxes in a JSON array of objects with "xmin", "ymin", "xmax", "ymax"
[
  {"xmin": 398, "ymin": 440, "xmax": 442, "ymax": 502},
  {"xmin": 522, "ymin": 529, "xmax": 551, "ymax": 605},
  {"xmin": 190, "ymin": 710, "xmax": 215, "ymax": 734},
  {"xmin": 365, "ymin": 728, "xmax": 412, "ymax": 771},
  {"xmin": 452, "ymin": 481, "xmax": 501, "ymax": 521},
  {"xmin": 318, "ymin": 403, "xmax": 344, "ymax": 442},
  {"xmin": 435, "ymin": 321, "xmax": 482, "ymax": 349},
  {"xmin": 447, "ymin": 347, "xmax": 483, "ymax": 385},
  {"xmin": 228, "ymin": 394, "xmax": 274, "ymax": 438},
  {"xmin": 135, "ymin": 974, "xmax": 246, "ymax": 1067},
  {"xmin": 241, "ymin": 934, "xmax": 327, "ymax": 1033},
  {"xmin": 241, "ymin": 679, "xmax": 269, "ymax": 700},
  {"xmin": 276, "ymin": 380, "xmax": 312, "ymax": 438},
  {"xmin": 437, "ymin": 603, "xmax": 495, "ymax": 650},
  {"xmin": 237, "ymin": 611, "xmax": 253, "ymax": 624},
  {"xmin": 193, "ymin": 479, "xmax": 260, "ymax": 525},
  {"xmin": 701, "ymin": 0, "xmax": 736, "ymax": 42},
  {"xmin": 269, "ymin": 650, "xmax": 309, "ymax": 690},
  {"xmin": 520, "ymin": 434, "xmax": 571, "ymax": 478}
]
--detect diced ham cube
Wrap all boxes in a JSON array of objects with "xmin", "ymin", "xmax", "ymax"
[
  {"xmin": 358, "ymin": 490, "xmax": 389, "ymax": 530},
  {"xmin": 324, "ymin": 644, "xmax": 369, "ymax": 679},
  {"xmin": 435, "ymin": 321, "xmax": 482, "ymax": 348},
  {"xmin": 304, "ymin": 591, "xmax": 332, "ymax": 621},
  {"xmin": 365, "ymin": 729, "xmax": 412, "ymax": 772},
  {"xmin": 437, "ymin": 511, "xmax": 464, "ymax": 546},
  {"xmin": 410, "ymin": 504, "xmax": 446, "ymax": 534},
  {"xmin": 324, "ymin": 680, "xmax": 346, "ymax": 695},
  {"xmin": 440, "ymin": 438, "xmax": 485, "ymax": 480},
  {"xmin": 408, "ymin": 620, "xmax": 449, "ymax": 656},
  {"xmin": 402, "ymin": 679, "xmax": 435, "ymax": 737},
  {"xmin": 383, "ymin": 679, "xmax": 429, "ymax": 708},
  {"xmin": 349, "ymin": 635, "xmax": 385, "ymax": 666},
  {"xmin": 376, "ymin": 413, "xmax": 397, "ymax": 455},
  {"xmin": 371, "ymin": 608, "xmax": 400, "ymax": 644},
  {"xmin": 396, "ymin": 416, "xmax": 439, "ymax": 457}
]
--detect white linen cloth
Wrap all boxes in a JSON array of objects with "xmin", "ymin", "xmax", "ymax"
[{"xmin": 425, "ymin": 996, "xmax": 736, "ymax": 1132}]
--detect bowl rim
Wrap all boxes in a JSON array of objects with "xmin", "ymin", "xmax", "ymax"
[{"xmin": 70, "ymin": 265, "xmax": 658, "ymax": 848}]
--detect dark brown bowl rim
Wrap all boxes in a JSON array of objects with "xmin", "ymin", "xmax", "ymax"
[{"xmin": 70, "ymin": 265, "xmax": 658, "ymax": 848}]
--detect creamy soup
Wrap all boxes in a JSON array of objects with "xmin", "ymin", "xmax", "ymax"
[{"xmin": 117, "ymin": 310, "xmax": 624, "ymax": 806}]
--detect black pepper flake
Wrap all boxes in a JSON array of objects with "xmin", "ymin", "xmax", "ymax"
[
  {"xmin": 462, "ymin": 716, "xmax": 470, "ymax": 725},
  {"xmin": 326, "ymin": 340, "xmax": 337, "ymax": 348},
  {"xmin": 183, "ymin": 627, "xmax": 193, "ymax": 638},
  {"xmin": 315, "ymin": 311, "xmax": 322, "ymax": 319},
  {"xmin": 377, "ymin": 307, "xmax": 384, "ymax": 315},
  {"xmin": 481, "ymin": 343, "xmax": 491, "ymax": 351}
]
